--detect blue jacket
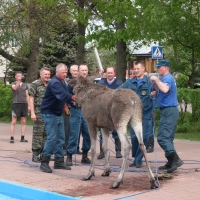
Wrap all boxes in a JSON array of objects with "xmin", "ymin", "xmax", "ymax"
[
  {"xmin": 119, "ymin": 76, "xmax": 153, "ymax": 119},
  {"xmin": 41, "ymin": 75, "xmax": 73, "ymax": 116},
  {"xmin": 98, "ymin": 78, "xmax": 123, "ymax": 89}
]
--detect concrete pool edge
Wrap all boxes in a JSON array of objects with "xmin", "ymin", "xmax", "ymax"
[{"xmin": 0, "ymin": 180, "xmax": 80, "ymax": 200}]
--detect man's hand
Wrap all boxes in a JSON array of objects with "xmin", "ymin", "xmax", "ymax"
[
  {"xmin": 71, "ymin": 95, "xmax": 76, "ymax": 101},
  {"xmin": 64, "ymin": 104, "xmax": 71, "ymax": 116},
  {"xmin": 150, "ymin": 75, "xmax": 159, "ymax": 83},
  {"xmin": 28, "ymin": 106, "xmax": 31, "ymax": 112},
  {"xmin": 150, "ymin": 91, "xmax": 157, "ymax": 96},
  {"xmin": 31, "ymin": 113, "xmax": 37, "ymax": 121}
]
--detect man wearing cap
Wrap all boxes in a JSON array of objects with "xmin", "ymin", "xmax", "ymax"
[{"xmin": 150, "ymin": 60, "xmax": 184, "ymax": 173}]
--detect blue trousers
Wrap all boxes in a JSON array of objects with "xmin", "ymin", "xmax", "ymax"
[
  {"xmin": 67, "ymin": 107, "xmax": 91, "ymax": 154},
  {"xmin": 157, "ymin": 106, "xmax": 179, "ymax": 156},
  {"xmin": 130, "ymin": 118, "xmax": 152, "ymax": 165},
  {"xmin": 98, "ymin": 129, "xmax": 119, "ymax": 144},
  {"xmin": 41, "ymin": 114, "xmax": 65, "ymax": 158}
]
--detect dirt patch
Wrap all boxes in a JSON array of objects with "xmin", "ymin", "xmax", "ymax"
[{"xmin": 57, "ymin": 174, "xmax": 170, "ymax": 197}]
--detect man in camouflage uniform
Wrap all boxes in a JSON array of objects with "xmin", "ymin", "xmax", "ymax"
[{"xmin": 29, "ymin": 67, "xmax": 51, "ymax": 162}]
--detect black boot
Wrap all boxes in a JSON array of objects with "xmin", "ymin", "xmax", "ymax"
[
  {"xmin": 159, "ymin": 155, "xmax": 171, "ymax": 170},
  {"xmin": 115, "ymin": 139, "xmax": 122, "ymax": 158},
  {"xmin": 81, "ymin": 150, "xmax": 91, "ymax": 164},
  {"xmin": 167, "ymin": 152, "xmax": 184, "ymax": 173},
  {"xmin": 97, "ymin": 143, "xmax": 105, "ymax": 159},
  {"xmin": 32, "ymin": 155, "xmax": 41, "ymax": 163},
  {"xmin": 66, "ymin": 153, "xmax": 73, "ymax": 166},
  {"xmin": 32, "ymin": 149, "xmax": 41, "ymax": 163},
  {"xmin": 146, "ymin": 136, "xmax": 154, "ymax": 153},
  {"xmin": 76, "ymin": 148, "xmax": 82, "ymax": 155},
  {"xmin": 54, "ymin": 157, "xmax": 71, "ymax": 170},
  {"xmin": 40, "ymin": 155, "xmax": 52, "ymax": 173}
]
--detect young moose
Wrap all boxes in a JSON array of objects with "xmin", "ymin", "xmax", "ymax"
[{"xmin": 72, "ymin": 75, "xmax": 158, "ymax": 189}]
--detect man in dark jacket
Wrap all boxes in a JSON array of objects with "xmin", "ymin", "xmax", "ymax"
[
  {"xmin": 66, "ymin": 64, "xmax": 91, "ymax": 166},
  {"xmin": 40, "ymin": 63, "xmax": 76, "ymax": 173},
  {"xmin": 97, "ymin": 66, "xmax": 123, "ymax": 159}
]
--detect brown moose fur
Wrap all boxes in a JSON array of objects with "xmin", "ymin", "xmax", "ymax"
[{"xmin": 72, "ymin": 75, "xmax": 158, "ymax": 189}]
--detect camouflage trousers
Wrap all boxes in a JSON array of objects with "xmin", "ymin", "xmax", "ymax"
[{"xmin": 32, "ymin": 113, "xmax": 46, "ymax": 157}]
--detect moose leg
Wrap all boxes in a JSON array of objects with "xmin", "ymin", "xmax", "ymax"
[
  {"xmin": 132, "ymin": 121, "xmax": 158, "ymax": 189},
  {"xmin": 110, "ymin": 125, "xmax": 131, "ymax": 189},
  {"xmin": 82, "ymin": 125, "xmax": 97, "ymax": 181},
  {"xmin": 101, "ymin": 128, "xmax": 111, "ymax": 176}
]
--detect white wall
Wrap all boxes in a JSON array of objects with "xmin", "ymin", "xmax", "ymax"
[{"xmin": 0, "ymin": 55, "xmax": 7, "ymax": 78}]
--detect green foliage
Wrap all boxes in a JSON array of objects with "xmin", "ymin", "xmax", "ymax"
[
  {"xmin": 0, "ymin": 0, "xmax": 75, "ymax": 82},
  {"xmin": 178, "ymin": 88, "xmax": 200, "ymax": 124},
  {"xmin": 178, "ymin": 88, "xmax": 191, "ymax": 124},
  {"xmin": 175, "ymin": 132, "xmax": 200, "ymax": 141},
  {"xmin": 176, "ymin": 74, "xmax": 189, "ymax": 88},
  {"xmin": 177, "ymin": 122, "xmax": 190, "ymax": 133},
  {"xmin": 39, "ymin": 23, "xmax": 78, "ymax": 74},
  {"xmin": 85, "ymin": 47, "xmax": 116, "ymax": 74},
  {"xmin": 6, "ymin": 62, "xmax": 28, "ymax": 84},
  {"xmin": 189, "ymin": 89, "xmax": 200, "ymax": 122},
  {"xmin": 0, "ymin": 83, "xmax": 12, "ymax": 120}
]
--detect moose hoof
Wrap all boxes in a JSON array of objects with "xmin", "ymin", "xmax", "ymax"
[
  {"xmin": 101, "ymin": 171, "xmax": 111, "ymax": 177},
  {"xmin": 150, "ymin": 180, "xmax": 159, "ymax": 189},
  {"xmin": 82, "ymin": 174, "xmax": 93, "ymax": 181},
  {"xmin": 109, "ymin": 182, "xmax": 121, "ymax": 189}
]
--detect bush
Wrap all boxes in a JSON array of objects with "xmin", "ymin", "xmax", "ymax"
[
  {"xmin": 0, "ymin": 83, "xmax": 12, "ymax": 120},
  {"xmin": 176, "ymin": 74, "xmax": 189, "ymax": 88},
  {"xmin": 178, "ymin": 88, "xmax": 200, "ymax": 124},
  {"xmin": 176, "ymin": 122, "xmax": 190, "ymax": 133}
]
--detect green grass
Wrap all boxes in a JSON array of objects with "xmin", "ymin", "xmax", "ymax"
[
  {"xmin": 175, "ymin": 132, "xmax": 200, "ymax": 141},
  {"xmin": 0, "ymin": 115, "xmax": 34, "ymax": 125},
  {"xmin": 1, "ymin": 116, "xmax": 200, "ymax": 142}
]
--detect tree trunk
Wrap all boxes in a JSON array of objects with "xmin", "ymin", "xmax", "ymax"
[
  {"xmin": 26, "ymin": 0, "xmax": 40, "ymax": 83},
  {"xmin": 26, "ymin": 39, "xmax": 39, "ymax": 83},
  {"xmin": 76, "ymin": 21, "xmax": 86, "ymax": 65},
  {"xmin": 188, "ymin": 47, "xmax": 195, "ymax": 88},
  {"xmin": 115, "ymin": 21, "xmax": 127, "ymax": 82},
  {"xmin": 76, "ymin": 0, "xmax": 86, "ymax": 65}
]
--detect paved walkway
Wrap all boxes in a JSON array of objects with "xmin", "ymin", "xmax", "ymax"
[{"xmin": 0, "ymin": 123, "xmax": 200, "ymax": 200}]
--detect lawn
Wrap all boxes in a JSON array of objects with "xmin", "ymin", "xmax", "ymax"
[
  {"xmin": 1, "ymin": 117, "xmax": 200, "ymax": 141},
  {"xmin": 175, "ymin": 132, "xmax": 200, "ymax": 141}
]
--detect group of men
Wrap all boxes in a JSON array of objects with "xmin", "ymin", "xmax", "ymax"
[{"xmin": 10, "ymin": 59, "xmax": 183, "ymax": 174}]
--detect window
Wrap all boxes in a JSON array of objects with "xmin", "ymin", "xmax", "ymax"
[{"xmin": 12, "ymin": 38, "xmax": 18, "ymax": 48}]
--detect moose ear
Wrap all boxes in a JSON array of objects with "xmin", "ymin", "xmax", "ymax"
[
  {"xmin": 67, "ymin": 79, "xmax": 77, "ymax": 85},
  {"xmin": 78, "ymin": 75, "xmax": 88, "ymax": 84}
]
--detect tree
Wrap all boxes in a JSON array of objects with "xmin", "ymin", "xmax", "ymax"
[
  {"xmin": 39, "ymin": 23, "xmax": 78, "ymax": 75},
  {"xmin": 85, "ymin": 46, "xmax": 116, "ymax": 74},
  {"xmin": 86, "ymin": 0, "xmax": 144, "ymax": 81},
  {"xmin": 0, "ymin": 0, "xmax": 73, "ymax": 82},
  {"xmin": 135, "ymin": 0, "xmax": 200, "ymax": 88}
]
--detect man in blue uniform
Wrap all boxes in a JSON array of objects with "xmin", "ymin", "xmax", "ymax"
[
  {"xmin": 119, "ymin": 61, "xmax": 154, "ymax": 168},
  {"xmin": 150, "ymin": 60, "xmax": 183, "ymax": 173},
  {"xmin": 97, "ymin": 66, "xmax": 123, "ymax": 159},
  {"xmin": 40, "ymin": 63, "xmax": 76, "ymax": 173}
]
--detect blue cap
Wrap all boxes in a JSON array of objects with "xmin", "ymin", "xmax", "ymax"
[{"xmin": 154, "ymin": 60, "xmax": 170, "ymax": 68}]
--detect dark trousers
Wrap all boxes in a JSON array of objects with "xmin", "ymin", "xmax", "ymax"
[
  {"xmin": 67, "ymin": 107, "xmax": 90, "ymax": 154},
  {"xmin": 157, "ymin": 106, "xmax": 179, "ymax": 156},
  {"xmin": 130, "ymin": 118, "xmax": 152, "ymax": 165},
  {"xmin": 64, "ymin": 115, "xmax": 70, "ymax": 149}
]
